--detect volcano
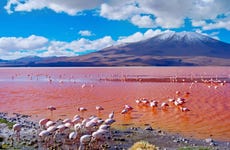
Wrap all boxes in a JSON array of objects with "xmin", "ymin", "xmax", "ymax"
[{"xmin": 0, "ymin": 31, "xmax": 230, "ymax": 66}]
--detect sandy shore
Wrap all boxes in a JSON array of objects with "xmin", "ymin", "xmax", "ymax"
[{"xmin": 0, "ymin": 112, "xmax": 229, "ymax": 150}]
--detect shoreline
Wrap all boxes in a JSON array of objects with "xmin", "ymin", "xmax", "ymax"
[{"xmin": 0, "ymin": 112, "xmax": 229, "ymax": 149}]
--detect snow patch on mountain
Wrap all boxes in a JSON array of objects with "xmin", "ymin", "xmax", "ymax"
[{"xmin": 155, "ymin": 31, "xmax": 213, "ymax": 43}]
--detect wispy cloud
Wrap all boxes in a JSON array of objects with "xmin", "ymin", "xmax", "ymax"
[{"xmin": 78, "ymin": 30, "xmax": 94, "ymax": 37}]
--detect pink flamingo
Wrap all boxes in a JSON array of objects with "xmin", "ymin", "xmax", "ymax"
[
  {"xmin": 39, "ymin": 118, "xmax": 50, "ymax": 129},
  {"xmin": 47, "ymin": 106, "xmax": 56, "ymax": 117}
]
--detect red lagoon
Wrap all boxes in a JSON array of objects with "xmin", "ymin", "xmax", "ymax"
[{"xmin": 0, "ymin": 67, "xmax": 229, "ymax": 141}]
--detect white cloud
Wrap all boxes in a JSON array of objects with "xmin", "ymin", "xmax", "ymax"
[
  {"xmin": 5, "ymin": 0, "xmax": 104, "ymax": 15},
  {"xmin": 65, "ymin": 36, "xmax": 114, "ymax": 53},
  {"xmin": 0, "ymin": 35, "xmax": 48, "ymax": 51},
  {"xmin": 100, "ymin": 0, "xmax": 230, "ymax": 29},
  {"xmin": 117, "ymin": 29, "xmax": 171, "ymax": 43},
  {"xmin": 195, "ymin": 29, "xmax": 220, "ymax": 40},
  {"xmin": 78, "ymin": 30, "xmax": 94, "ymax": 37},
  {"xmin": 39, "ymin": 36, "xmax": 115, "ymax": 58},
  {"xmin": 4, "ymin": 0, "xmax": 230, "ymax": 30},
  {"xmin": 0, "ymin": 28, "xmax": 223, "ymax": 60},
  {"xmin": 203, "ymin": 20, "xmax": 230, "ymax": 30},
  {"xmin": 0, "ymin": 35, "xmax": 115, "ymax": 60},
  {"xmin": 0, "ymin": 30, "xmax": 169, "ymax": 59},
  {"xmin": 100, "ymin": 2, "xmax": 141, "ymax": 20},
  {"xmin": 131, "ymin": 15, "xmax": 155, "ymax": 28},
  {"xmin": 192, "ymin": 20, "xmax": 207, "ymax": 27},
  {"xmin": 138, "ymin": 0, "xmax": 191, "ymax": 28}
]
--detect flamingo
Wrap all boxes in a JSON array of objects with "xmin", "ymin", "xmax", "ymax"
[
  {"xmin": 62, "ymin": 118, "xmax": 72, "ymax": 124},
  {"xmin": 150, "ymin": 100, "xmax": 158, "ymax": 108},
  {"xmin": 161, "ymin": 102, "xmax": 169, "ymax": 110},
  {"xmin": 46, "ymin": 125, "xmax": 57, "ymax": 133},
  {"xmin": 141, "ymin": 98, "xmax": 150, "ymax": 106},
  {"xmin": 48, "ymin": 106, "xmax": 56, "ymax": 112},
  {"xmin": 73, "ymin": 114, "xmax": 81, "ymax": 120},
  {"xmin": 96, "ymin": 106, "xmax": 104, "ymax": 112},
  {"xmin": 85, "ymin": 119, "xmax": 98, "ymax": 131},
  {"xmin": 96, "ymin": 119, "xmax": 104, "ymax": 126},
  {"xmin": 176, "ymin": 91, "xmax": 181, "ymax": 95},
  {"xmin": 168, "ymin": 98, "xmax": 175, "ymax": 103},
  {"xmin": 121, "ymin": 108, "xmax": 129, "ymax": 115},
  {"xmin": 91, "ymin": 130, "xmax": 108, "ymax": 148},
  {"xmin": 39, "ymin": 118, "xmax": 50, "ymax": 129},
  {"xmin": 69, "ymin": 131, "xmax": 78, "ymax": 143},
  {"xmin": 180, "ymin": 107, "xmax": 190, "ymax": 112},
  {"xmin": 64, "ymin": 122, "xmax": 73, "ymax": 128},
  {"xmin": 108, "ymin": 111, "xmax": 114, "ymax": 119},
  {"xmin": 104, "ymin": 118, "xmax": 116, "ymax": 125},
  {"xmin": 124, "ymin": 104, "xmax": 133, "ymax": 111},
  {"xmin": 99, "ymin": 124, "xmax": 110, "ymax": 130},
  {"xmin": 78, "ymin": 107, "xmax": 87, "ymax": 113},
  {"xmin": 38, "ymin": 130, "xmax": 51, "ymax": 148},
  {"xmin": 39, "ymin": 130, "xmax": 51, "ymax": 138},
  {"xmin": 79, "ymin": 135, "xmax": 92, "ymax": 150},
  {"xmin": 45, "ymin": 120, "xmax": 55, "ymax": 129},
  {"xmin": 56, "ymin": 124, "xmax": 68, "ymax": 133},
  {"xmin": 13, "ymin": 123, "xmax": 22, "ymax": 141},
  {"xmin": 174, "ymin": 98, "xmax": 186, "ymax": 106},
  {"xmin": 47, "ymin": 106, "xmax": 56, "ymax": 117},
  {"xmin": 72, "ymin": 117, "xmax": 82, "ymax": 124},
  {"xmin": 81, "ymin": 84, "xmax": 86, "ymax": 88},
  {"xmin": 74, "ymin": 123, "xmax": 83, "ymax": 133},
  {"xmin": 135, "ymin": 99, "xmax": 142, "ymax": 105}
]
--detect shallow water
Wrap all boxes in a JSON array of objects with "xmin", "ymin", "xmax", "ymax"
[{"xmin": 0, "ymin": 67, "xmax": 229, "ymax": 141}]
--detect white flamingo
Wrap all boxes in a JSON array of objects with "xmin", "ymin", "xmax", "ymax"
[
  {"xmin": 79, "ymin": 134, "xmax": 92, "ymax": 150},
  {"xmin": 78, "ymin": 107, "xmax": 87, "ymax": 113},
  {"xmin": 150, "ymin": 100, "xmax": 158, "ymax": 108},
  {"xmin": 161, "ymin": 102, "xmax": 169, "ymax": 110},
  {"xmin": 108, "ymin": 111, "xmax": 114, "ymax": 119},
  {"xmin": 13, "ymin": 123, "xmax": 22, "ymax": 141},
  {"xmin": 96, "ymin": 106, "xmax": 104, "ymax": 112}
]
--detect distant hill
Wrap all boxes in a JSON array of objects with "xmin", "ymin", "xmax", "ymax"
[{"xmin": 0, "ymin": 31, "xmax": 229, "ymax": 66}]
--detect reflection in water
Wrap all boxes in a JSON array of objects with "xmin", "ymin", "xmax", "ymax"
[{"xmin": 0, "ymin": 67, "xmax": 229, "ymax": 141}]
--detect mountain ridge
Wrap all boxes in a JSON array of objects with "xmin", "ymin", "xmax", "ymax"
[{"xmin": 0, "ymin": 32, "xmax": 229, "ymax": 66}]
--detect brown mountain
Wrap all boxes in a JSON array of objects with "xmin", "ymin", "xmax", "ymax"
[{"xmin": 0, "ymin": 32, "xmax": 230, "ymax": 66}]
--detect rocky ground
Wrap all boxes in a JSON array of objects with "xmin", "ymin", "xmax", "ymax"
[{"xmin": 0, "ymin": 112, "xmax": 229, "ymax": 150}]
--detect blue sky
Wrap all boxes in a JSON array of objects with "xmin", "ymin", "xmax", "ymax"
[{"xmin": 0, "ymin": 0, "xmax": 229, "ymax": 60}]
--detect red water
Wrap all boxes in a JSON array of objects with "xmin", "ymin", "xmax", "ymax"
[{"xmin": 0, "ymin": 67, "xmax": 229, "ymax": 141}]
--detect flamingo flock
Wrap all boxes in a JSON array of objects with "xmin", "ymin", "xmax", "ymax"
[
  {"xmin": 7, "ymin": 71, "xmax": 228, "ymax": 149},
  {"xmin": 12, "ymin": 91, "xmax": 193, "ymax": 149},
  {"xmin": 36, "ymin": 110, "xmax": 116, "ymax": 149},
  {"xmin": 135, "ymin": 91, "xmax": 191, "ymax": 113}
]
